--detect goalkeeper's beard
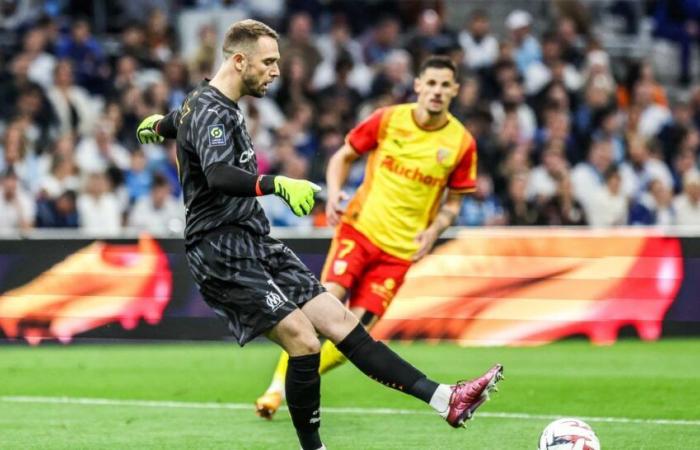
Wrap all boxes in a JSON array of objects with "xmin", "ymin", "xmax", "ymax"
[{"xmin": 243, "ymin": 71, "xmax": 266, "ymax": 98}]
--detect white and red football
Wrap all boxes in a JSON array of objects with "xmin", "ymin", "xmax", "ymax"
[{"xmin": 538, "ymin": 418, "xmax": 601, "ymax": 450}]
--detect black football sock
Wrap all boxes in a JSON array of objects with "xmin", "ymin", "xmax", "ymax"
[
  {"xmin": 336, "ymin": 324, "xmax": 439, "ymax": 403},
  {"xmin": 286, "ymin": 353, "xmax": 322, "ymax": 450}
]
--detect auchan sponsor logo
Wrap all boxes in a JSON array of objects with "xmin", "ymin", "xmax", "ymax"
[{"xmin": 380, "ymin": 155, "xmax": 445, "ymax": 187}]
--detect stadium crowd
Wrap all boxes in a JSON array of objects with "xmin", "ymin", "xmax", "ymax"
[{"xmin": 1, "ymin": 0, "xmax": 700, "ymax": 234}]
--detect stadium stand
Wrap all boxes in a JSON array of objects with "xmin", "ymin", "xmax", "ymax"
[{"xmin": 0, "ymin": 0, "xmax": 699, "ymax": 234}]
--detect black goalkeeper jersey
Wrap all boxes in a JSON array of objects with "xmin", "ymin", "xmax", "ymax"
[{"xmin": 166, "ymin": 80, "xmax": 270, "ymax": 245}]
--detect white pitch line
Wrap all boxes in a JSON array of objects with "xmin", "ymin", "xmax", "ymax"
[{"xmin": 1, "ymin": 396, "xmax": 699, "ymax": 427}]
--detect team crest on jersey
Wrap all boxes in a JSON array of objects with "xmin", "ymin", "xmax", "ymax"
[
  {"xmin": 265, "ymin": 291, "xmax": 284, "ymax": 311},
  {"xmin": 333, "ymin": 260, "xmax": 348, "ymax": 275},
  {"xmin": 436, "ymin": 148, "xmax": 450, "ymax": 165},
  {"xmin": 208, "ymin": 124, "xmax": 226, "ymax": 146}
]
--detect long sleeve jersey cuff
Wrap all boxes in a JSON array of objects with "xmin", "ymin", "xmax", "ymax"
[
  {"xmin": 156, "ymin": 113, "xmax": 178, "ymax": 139},
  {"xmin": 204, "ymin": 163, "xmax": 275, "ymax": 197}
]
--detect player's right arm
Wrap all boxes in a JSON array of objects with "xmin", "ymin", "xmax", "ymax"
[
  {"xmin": 326, "ymin": 107, "xmax": 388, "ymax": 226},
  {"xmin": 325, "ymin": 143, "xmax": 360, "ymax": 226}
]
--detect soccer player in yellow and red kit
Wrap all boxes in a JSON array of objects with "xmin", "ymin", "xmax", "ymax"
[{"xmin": 256, "ymin": 55, "xmax": 480, "ymax": 419}]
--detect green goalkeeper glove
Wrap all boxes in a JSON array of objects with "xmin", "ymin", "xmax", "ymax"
[
  {"xmin": 273, "ymin": 176, "xmax": 322, "ymax": 217},
  {"xmin": 136, "ymin": 114, "xmax": 165, "ymax": 144}
]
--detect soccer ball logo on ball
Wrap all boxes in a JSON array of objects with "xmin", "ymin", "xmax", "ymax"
[{"xmin": 538, "ymin": 418, "xmax": 601, "ymax": 450}]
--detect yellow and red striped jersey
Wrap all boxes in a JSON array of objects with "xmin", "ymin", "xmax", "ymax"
[{"xmin": 343, "ymin": 103, "xmax": 477, "ymax": 260}]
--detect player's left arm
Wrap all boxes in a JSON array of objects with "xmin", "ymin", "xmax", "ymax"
[
  {"xmin": 413, "ymin": 191, "xmax": 464, "ymax": 261},
  {"xmin": 136, "ymin": 109, "xmax": 180, "ymax": 143},
  {"xmin": 413, "ymin": 133, "xmax": 477, "ymax": 261}
]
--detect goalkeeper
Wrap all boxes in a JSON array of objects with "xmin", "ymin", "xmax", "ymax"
[{"xmin": 137, "ymin": 21, "xmax": 501, "ymax": 448}]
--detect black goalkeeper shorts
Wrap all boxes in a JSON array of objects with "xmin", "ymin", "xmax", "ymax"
[{"xmin": 185, "ymin": 227, "xmax": 325, "ymax": 345}]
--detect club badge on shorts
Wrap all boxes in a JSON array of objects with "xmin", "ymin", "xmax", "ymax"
[
  {"xmin": 333, "ymin": 260, "xmax": 348, "ymax": 275},
  {"xmin": 265, "ymin": 291, "xmax": 284, "ymax": 311}
]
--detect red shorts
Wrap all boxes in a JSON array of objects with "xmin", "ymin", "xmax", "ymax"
[{"xmin": 321, "ymin": 223, "xmax": 411, "ymax": 317}]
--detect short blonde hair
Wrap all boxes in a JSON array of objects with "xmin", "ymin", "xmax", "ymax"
[{"xmin": 222, "ymin": 19, "xmax": 278, "ymax": 58}]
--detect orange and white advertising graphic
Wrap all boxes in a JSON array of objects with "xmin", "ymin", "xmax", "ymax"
[
  {"xmin": 0, "ymin": 235, "xmax": 172, "ymax": 345},
  {"xmin": 372, "ymin": 229, "xmax": 684, "ymax": 346}
]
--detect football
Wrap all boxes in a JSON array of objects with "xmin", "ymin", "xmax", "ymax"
[{"xmin": 538, "ymin": 418, "xmax": 601, "ymax": 450}]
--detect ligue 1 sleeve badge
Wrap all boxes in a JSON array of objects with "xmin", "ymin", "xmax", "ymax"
[
  {"xmin": 208, "ymin": 124, "xmax": 226, "ymax": 146},
  {"xmin": 333, "ymin": 260, "xmax": 348, "ymax": 275}
]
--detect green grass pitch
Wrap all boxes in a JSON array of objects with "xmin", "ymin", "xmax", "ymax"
[{"xmin": 1, "ymin": 339, "xmax": 699, "ymax": 449}]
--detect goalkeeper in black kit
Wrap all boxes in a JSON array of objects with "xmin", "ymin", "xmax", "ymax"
[{"xmin": 136, "ymin": 19, "xmax": 503, "ymax": 450}]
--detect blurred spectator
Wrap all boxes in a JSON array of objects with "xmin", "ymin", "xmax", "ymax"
[
  {"xmin": 14, "ymin": 84, "xmax": 59, "ymax": 155},
  {"xmin": 316, "ymin": 54, "xmax": 363, "ymax": 125},
  {"xmin": 76, "ymin": 119, "xmax": 131, "ymax": 173},
  {"xmin": 450, "ymin": 76, "xmax": 480, "ymax": 123},
  {"xmin": 189, "ymin": 24, "xmax": 217, "ymax": 80},
  {"xmin": 538, "ymin": 173, "xmax": 587, "ymax": 226},
  {"xmin": 630, "ymin": 80, "xmax": 671, "ymax": 138},
  {"xmin": 671, "ymin": 147, "xmax": 699, "ymax": 194},
  {"xmin": 77, "ymin": 172, "xmax": 121, "ymax": 234},
  {"xmin": 120, "ymin": 25, "xmax": 153, "ymax": 68},
  {"xmin": 581, "ymin": 49, "xmax": 616, "ymax": 94},
  {"xmin": 571, "ymin": 138, "xmax": 613, "ymax": 210},
  {"xmin": 313, "ymin": 15, "xmax": 369, "ymax": 93},
  {"xmin": 458, "ymin": 9, "xmax": 498, "ymax": 71},
  {"xmin": 658, "ymin": 98, "xmax": 696, "ymax": 165},
  {"xmin": 281, "ymin": 12, "xmax": 322, "ymax": 78},
  {"xmin": 108, "ymin": 55, "xmax": 139, "ymax": 101},
  {"xmin": 505, "ymin": 10, "xmax": 541, "ymax": 75},
  {"xmin": 586, "ymin": 166, "xmax": 628, "ymax": 227},
  {"xmin": 404, "ymin": 9, "xmax": 458, "ymax": 72},
  {"xmin": 55, "ymin": 18, "xmax": 109, "ymax": 94},
  {"xmin": 591, "ymin": 105, "xmax": 625, "ymax": 164},
  {"xmin": 280, "ymin": 101, "xmax": 316, "ymax": 160},
  {"xmin": 39, "ymin": 153, "xmax": 80, "ymax": 199},
  {"xmin": 533, "ymin": 104, "xmax": 574, "ymax": 158},
  {"xmin": 527, "ymin": 144, "xmax": 568, "ymax": 202},
  {"xmin": 128, "ymin": 174, "xmax": 184, "ymax": 234},
  {"xmin": 23, "ymin": 27, "xmax": 56, "ymax": 90},
  {"xmin": 524, "ymin": 32, "xmax": 581, "ymax": 96},
  {"xmin": 362, "ymin": 16, "xmax": 401, "ymax": 66},
  {"xmin": 124, "ymin": 148, "xmax": 153, "ymax": 203},
  {"xmin": 0, "ymin": 0, "xmax": 40, "ymax": 37},
  {"xmin": 573, "ymin": 80, "xmax": 614, "ymax": 162},
  {"xmin": 503, "ymin": 172, "xmax": 540, "ymax": 225},
  {"xmin": 145, "ymin": 9, "xmax": 177, "ymax": 65},
  {"xmin": 158, "ymin": 141, "xmax": 182, "ymax": 198},
  {"xmin": 556, "ymin": 16, "xmax": 585, "ymax": 68},
  {"xmin": 0, "ymin": 168, "xmax": 35, "ymax": 232},
  {"xmin": 629, "ymin": 179, "xmax": 676, "ymax": 225},
  {"xmin": 0, "ymin": 53, "xmax": 55, "ymax": 125},
  {"xmin": 35, "ymin": 190, "xmax": 79, "ymax": 228},
  {"xmin": 0, "ymin": 123, "xmax": 41, "ymax": 194},
  {"xmin": 275, "ymin": 53, "xmax": 316, "ymax": 114},
  {"xmin": 369, "ymin": 49, "xmax": 414, "ymax": 102},
  {"xmin": 456, "ymin": 173, "xmax": 505, "ymax": 226},
  {"xmin": 491, "ymin": 80, "xmax": 537, "ymax": 143},
  {"xmin": 163, "ymin": 57, "xmax": 190, "ymax": 109},
  {"xmin": 674, "ymin": 170, "xmax": 700, "ymax": 225},
  {"xmin": 653, "ymin": 0, "xmax": 700, "ymax": 85},
  {"xmin": 309, "ymin": 127, "xmax": 344, "ymax": 184},
  {"xmin": 617, "ymin": 60, "xmax": 668, "ymax": 110},
  {"xmin": 47, "ymin": 59, "xmax": 96, "ymax": 137},
  {"xmin": 622, "ymin": 135, "xmax": 674, "ymax": 198}
]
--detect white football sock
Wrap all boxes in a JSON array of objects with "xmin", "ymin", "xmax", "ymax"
[
  {"xmin": 265, "ymin": 379, "xmax": 285, "ymax": 398},
  {"xmin": 429, "ymin": 384, "xmax": 452, "ymax": 418}
]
